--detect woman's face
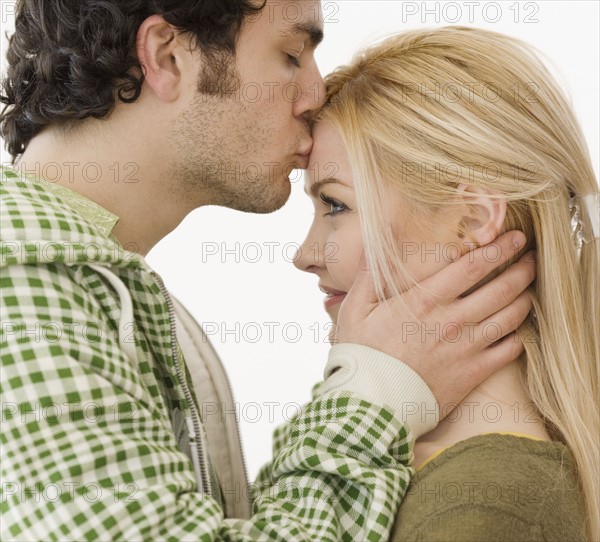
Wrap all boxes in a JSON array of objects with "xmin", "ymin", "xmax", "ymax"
[{"xmin": 295, "ymin": 122, "xmax": 458, "ymax": 323}]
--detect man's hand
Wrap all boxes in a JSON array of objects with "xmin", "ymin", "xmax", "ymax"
[{"xmin": 335, "ymin": 231, "xmax": 535, "ymax": 412}]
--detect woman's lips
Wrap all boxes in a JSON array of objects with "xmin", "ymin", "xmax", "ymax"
[
  {"xmin": 324, "ymin": 293, "xmax": 346, "ymax": 310},
  {"xmin": 319, "ymin": 286, "xmax": 347, "ymax": 310}
]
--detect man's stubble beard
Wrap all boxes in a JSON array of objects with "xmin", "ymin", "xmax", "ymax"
[{"xmin": 168, "ymin": 89, "xmax": 292, "ymax": 215}]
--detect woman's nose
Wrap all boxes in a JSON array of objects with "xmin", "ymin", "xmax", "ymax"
[{"xmin": 293, "ymin": 230, "xmax": 323, "ymax": 274}]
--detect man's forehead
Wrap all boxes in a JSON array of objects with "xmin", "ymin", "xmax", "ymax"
[
  {"xmin": 279, "ymin": 21, "xmax": 324, "ymax": 47},
  {"xmin": 271, "ymin": 1, "xmax": 325, "ymax": 43}
]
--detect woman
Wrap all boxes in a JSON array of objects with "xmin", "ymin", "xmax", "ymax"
[{"xmin": 295, "ymin": 27, "xmax": 599, "ymax": 541}]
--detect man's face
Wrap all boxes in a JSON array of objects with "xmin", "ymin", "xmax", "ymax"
[{"xmin": 171, "ymin": 0, "xmax": 325, "ymax": 213}]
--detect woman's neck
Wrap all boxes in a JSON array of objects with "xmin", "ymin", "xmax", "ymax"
[{"xmin": 413, "ymin": 360, "xmax": 551, "ymax": 469}]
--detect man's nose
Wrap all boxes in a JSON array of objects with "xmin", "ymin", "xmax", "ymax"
[{"xmin": 294, "ymin": 62, "xmax": 327, "ymax": 118}]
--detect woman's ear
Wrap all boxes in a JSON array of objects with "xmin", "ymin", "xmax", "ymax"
[
  {"xmin": 136, "ymin": 15, "xmax": 184, "ymax": 102},
  {"xmin": 456, "ymin": 183, "xmax": 507, "ymax": 246}
]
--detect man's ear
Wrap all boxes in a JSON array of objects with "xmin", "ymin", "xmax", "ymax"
[
  {"xmin": 136, "ymin": 15, "xmax": 184, "ymax": 102},
  {"xmin": 456, "ymin": 183, "xmax": 507, "ymax": 246}
]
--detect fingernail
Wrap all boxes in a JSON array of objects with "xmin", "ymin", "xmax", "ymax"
[{"xmin": 511, "ymin": 232, "xmax": 525, "ymax": 248}]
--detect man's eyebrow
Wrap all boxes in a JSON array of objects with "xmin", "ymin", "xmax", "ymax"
[
  {"xmin": 307, "ymin": 178, "xmax": 345, "ymax": 197},
  {"xmin": 284, "ymin": 22, "xmax": 324, "ymax": 48}
]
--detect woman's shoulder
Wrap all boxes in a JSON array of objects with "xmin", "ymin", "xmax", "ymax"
[
  {"xmin": 416, "ymin": 432, "xmax": 577, "ymax": 479},
  {"xmin": 391, "ymin": 433, "xmax": 586, "ymax": 542}
]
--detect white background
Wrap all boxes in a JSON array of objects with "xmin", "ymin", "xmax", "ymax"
[{"xmin": 1, "ymin": 1, "xmax": 599, "ymax": 480}]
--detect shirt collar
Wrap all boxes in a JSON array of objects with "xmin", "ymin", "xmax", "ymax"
[{"xmin": 1, "ymin": 165, "xmax": 120, "ymax": 240}]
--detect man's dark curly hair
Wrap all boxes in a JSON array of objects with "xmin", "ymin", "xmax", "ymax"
[{"xmin": 0, "ymin": 0, "xmax": 266, "ymax": 160}]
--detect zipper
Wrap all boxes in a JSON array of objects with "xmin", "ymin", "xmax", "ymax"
[
  {"xmin": 174, "ymin": 299, "xmax": 253, "ymax": 518},
  {"xmin": 152, "ymin": 271, "xmax": 212, "ymax": 498},
  {"xmin": 219, "ymin": 354, "xmax": 253, "ymax": 517}
]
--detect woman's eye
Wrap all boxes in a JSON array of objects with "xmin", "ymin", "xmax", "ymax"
[
  {"xmin": 286, "ymin": 53, "xmax": 301, "ymax": 68},
  {"xmin": 320, "ymin": 194, "xmax": 349, "ymax": 216}
]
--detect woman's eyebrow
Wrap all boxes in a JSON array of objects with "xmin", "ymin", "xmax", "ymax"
[{"xmin": 306, "ymin": 178, "xmax": 347, "ymax": 197}]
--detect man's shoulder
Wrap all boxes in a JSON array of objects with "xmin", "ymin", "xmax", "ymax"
[
  {"xmin": 1, "ymin": 171, "xmax": 134, "ymax": 268},
  {"xmin": 1, "ymin": 171, "xmax": 101, "ymax": 240}
]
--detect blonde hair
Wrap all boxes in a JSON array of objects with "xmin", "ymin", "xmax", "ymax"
[{"xmin": 317, "ymin": 27, "xmax": 599, "ymax": 540}]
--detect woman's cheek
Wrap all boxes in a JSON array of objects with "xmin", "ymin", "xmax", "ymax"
[{"xmin": 327, "ymin": 229, "xmax": 364, "ymax": 291}]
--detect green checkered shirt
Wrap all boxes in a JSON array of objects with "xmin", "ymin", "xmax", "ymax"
[{"xmin": 1, "ymin": 168, "xmax": 414, "ymax": 541}]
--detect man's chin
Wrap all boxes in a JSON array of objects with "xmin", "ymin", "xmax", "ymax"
[
  {"xmin": 248, "ymin": 190, "xmax": 291, "ymax": 215},
  {"xmin": 264, "ymin": 178, "xmax": 292, "ymax": 213},
  {"xmin": 253, "ymin": 182, "xmax": 291, "ymax": 214},
  {"xmin": 225, "ymin": 176, "xmax": 291, "ymax": 214}
]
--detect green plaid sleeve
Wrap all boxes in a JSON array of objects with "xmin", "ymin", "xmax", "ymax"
[
  {"xmin": 227, "ymin": 393, "xmax": 414, "ymax": 542},
  {"xmin": 1, "ymin": 262, "xmax": 413, "ymax": 541},
  {"xmin": 250, "ymin": 382, "xmax": 414, "ymax": 541},
  {"xmin": 253, "ymin": 401, "xmax": 303, "ymax": 496}
]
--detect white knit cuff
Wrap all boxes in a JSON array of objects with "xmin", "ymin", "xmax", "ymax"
[{"xmin": 318, "ymin": 343, "xmax": 439, "ymax": 439}]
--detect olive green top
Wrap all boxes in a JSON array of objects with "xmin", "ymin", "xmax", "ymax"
[{"xmin": 391, "ymin": 433, "xmax": 586, "ymax": 541}]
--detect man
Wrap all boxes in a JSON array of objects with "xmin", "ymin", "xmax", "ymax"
[{"xmin": 0, "ymin": 1, "xmax": 534, "ymax": 540}]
